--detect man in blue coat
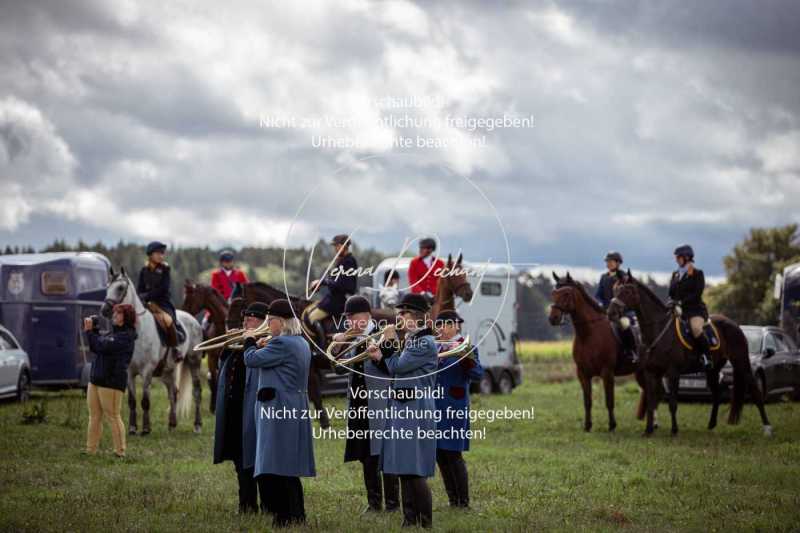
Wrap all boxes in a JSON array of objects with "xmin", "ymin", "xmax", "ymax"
[
  {"xmin": 213, "ymin": 302, "xmax": 269, "ymax": 514},
  {"xmin": 434, "ymin": 310, "xmax": 483, "ymax": 508},
  {"xmin": 331, "ymin": 295, "xmax": 399, "ymax": 512},
  {"xmin": 367, "ymin": 293, "xmax": 437, "ymax": 528},
  {"xmin": 243, "ymin": 299, "xmax": 315, "ymax": 527}
]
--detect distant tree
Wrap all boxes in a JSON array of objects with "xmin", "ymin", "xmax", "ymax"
[{"xmin": 706, "ymin": 224, "xmax": 800, "ymax": 325}]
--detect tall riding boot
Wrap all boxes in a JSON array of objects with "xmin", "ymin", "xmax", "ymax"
[
  {"xmin": 313, "ymin": 321, "xmax": 327, "ymax": 351},
  {"xmin": 451, "ymin": 453, "xmax": 470, "ymax": 508},
  {"xmin": 400, "ymin": 477, "xmax": 416, "ymax": 527},
  {"xmin": 436, "ymin": 450, "xmax": 459, "ymax": 507},
  {"xmin": 412, "ymin": 477, "xmax": 433, "ymax": 529},
  {"xmin": 694, "ymin": 335, "xmax": 713, "ymax": 371},
  {"xmin": 362, "ymin": 456, "xmax": 383, "ymax": 512},
  {"xmin": 622, "ymin": 328, "xmax": 638, "ymax": 364},
  {"xmin": 383, "ymin": 473, "xmax": 400, "ymax": 511}
]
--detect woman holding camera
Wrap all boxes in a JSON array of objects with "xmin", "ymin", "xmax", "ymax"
[{"xmin": 83, "ymin": 304, "xmax": 137, "ymax": 457}]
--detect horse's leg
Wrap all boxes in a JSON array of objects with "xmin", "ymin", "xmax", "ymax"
[
  {"xmin": 601, "ymin": 368, "xmax": 616, "ymax": 432},
  {"xmin": 127, "ymin": 372, "xmax": 138, "ymax": 435},
  {"xmin": 307, "ymin": 365, "xmax": 329, "ymax": 429},
  {"xmin": 643, "ymin": 372, "xmax": 659, "ymax": 436},
  {"xmin": 165, "ymin": 367, "xmax": 178, "ymax": 431},
  {"xmin": 141, "ymin": 370, "xmax": 153, "ymax": 435},
  {"xmin": 666, "ymin": 368, "xmax": 680, "ymax": 435},
  {"xmin": 706, "ymin": 362, "xmax": 722, "ymax": 430},
  {"xmin": 745, "ymin": 368, "xmax": 772, "ymax": 435},
  {"xmin": 578, "ymin": 370, "xmax": 592, "ymax": 432}
]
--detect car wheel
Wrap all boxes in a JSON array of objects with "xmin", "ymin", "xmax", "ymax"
[
  {"xmin": 498, "ymin": 371, "xmax": 514, "ymax": 394},
  {"xmin": 479, "ymin": 373, "xmax": 494, "ymax": 395},
  {"xmin": 17, "ymin": 370, "xmax": 32, "ymax": 403}
]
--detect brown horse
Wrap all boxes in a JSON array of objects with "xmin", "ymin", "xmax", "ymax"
[
  {"xmin": 548, "ymin": 272, "xmax": 645, "ymax": 432},
  {"xmin": 431, "ymin": 253, "xmax": 474, "ymax": 319},
  {"xmin": 225, "ymin": 281, "xmax": 333, "ymax": 428},
  {"xmin": 608, "ymin": 272, "xmax": 772, "ymax": 437},
  {"xmin": 182, "ymin": 281, "xmax": 229, "ymax": 414}
]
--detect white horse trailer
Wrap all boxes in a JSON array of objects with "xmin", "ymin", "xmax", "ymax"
[{"xmin": 368, "ymin": 258, "xmax": 523, "ymax": 394}]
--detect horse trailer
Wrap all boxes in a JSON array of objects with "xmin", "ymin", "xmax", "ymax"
[
  {"xmin": 0, "ymin": 252, "xmax": 110, "ymax": 387},
  {"xmin": 777, "ymin": 262, "xmax": 800, "ymax": 346},
  {"xmin": 368, "ymin": 258, "xmax": 523, "ymax": 394}
]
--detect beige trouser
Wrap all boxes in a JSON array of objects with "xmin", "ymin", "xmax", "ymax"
[
  {"xmin": 307, "ymin": 307, "xmax": 329, "ymax": 323},
  {"xmin": 86, "ymin": 383, "xmax": 126, "ymax": 456},
  {"xmin": 689, "ymin": 316, "xmax": 705, "ymax": 338}
]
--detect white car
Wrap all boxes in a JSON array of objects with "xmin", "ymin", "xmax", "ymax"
[{"xmin": 0, "ymin": 324, "xmax": 32, "ymax": 401}]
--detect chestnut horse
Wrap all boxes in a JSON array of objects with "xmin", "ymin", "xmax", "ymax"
[
  {"xmin": 608, "ymin": 273, "xmax": 772, "ymax": 437},
  {"xmin": 430, "ymin": 253, "xmax": 474, "ymax": 318},
  {"xmin": 548, "ymin": 272, "xmax": 645, "ymax": 432},
  {"xmin": 182, "ymin": 281, "xmax": 229, "ymax": 414}
]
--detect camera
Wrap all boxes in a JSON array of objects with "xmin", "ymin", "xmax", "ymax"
[{"xmin": 88, "ymin": 315, "xmax": 100, "ymax": 329}]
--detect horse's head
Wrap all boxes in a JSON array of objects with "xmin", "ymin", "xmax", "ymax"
[
  {"xmin": 441, "ymin": 253, "xmax": 473, "ymax": 302},
  {"xmin": 549, "ymin": 272, "xmax": 576, "ymax": 325},
  {"xmin": 182, "ymin": 279, "xmax": 204, "ymax": 314},
  {"xmin": 608, "ymin": 270, "xmax": 638, "ymax": 321},
  {"xmin": 101, "ymin": 266, "xmax": 133, "ymax": 318}
]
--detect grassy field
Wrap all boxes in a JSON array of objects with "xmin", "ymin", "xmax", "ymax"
[{"xmin": 1, "ymin": 342, "xmax": 799, "ymax": 532}]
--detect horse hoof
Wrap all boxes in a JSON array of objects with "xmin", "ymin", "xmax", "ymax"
[
  {"xmin": 141, "ymin": 429, "xmax": 151, "ymax": 436},
  {"xmin": 763, "ymin": 425, "xmax": 774, "ymax": 437},
  {"xmin": 129, "ymin": 428, "xmax": 137, "ymax": 435},
  {"xmin": 193, "ymin": 425, "xmax": 202, "ymax": 434},
  {"xmin": 584, "ymin": 425, "xmax": 592, "ymax": 433},
  {"xmin": 671, "ymin": 429, "xmax": 678, "ymax": 436},
  {"xmin": 708, "ymin": 422, "xmax": 717, "ymax": 431},
  {"xmin": 609, "ymin": 422, "xmax": 617, "ymax": 432},
  {"xmin": 641, "ymin": 432, "xmax": 652, "ymax": 438}
]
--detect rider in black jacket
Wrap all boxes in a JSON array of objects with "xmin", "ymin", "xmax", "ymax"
[{"xmin": 668, "ymin": 244, "xmax": 711, "ymax": 370}]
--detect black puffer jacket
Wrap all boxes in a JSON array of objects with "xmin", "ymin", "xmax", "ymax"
[
  {"xmin": 87, "ymin": 326, "xmax": 137, "ymax": 391},
  {"xmin": 668, "ymin": 267, "xmax": 707, "ymax": 319}
]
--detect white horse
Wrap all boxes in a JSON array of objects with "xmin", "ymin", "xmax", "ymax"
[{"xmin": 102, "ymin": 267, "xmax": 204, "ymax": 434}]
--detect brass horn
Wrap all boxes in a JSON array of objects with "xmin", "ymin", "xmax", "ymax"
[
  {"xmin": 436, "ymin": 335, "xmax": 472, "ymax": 359},
  {"xmin": 193, "ymin": 320, "xmax": 272, "ymax": 352},
  {"xmin": 325, "ymin": 327, "xmax": 394, "ymax": 366}
]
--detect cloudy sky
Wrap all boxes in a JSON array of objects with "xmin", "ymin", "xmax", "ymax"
[{"xmin": 1, "ymin": 0, "xmax": 798, "ymax": 275}]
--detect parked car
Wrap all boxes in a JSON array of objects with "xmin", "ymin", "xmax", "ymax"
[
  {"xmin": 666, "ymin": 325, "xmax": 800, "ymax": 401},
  {"xmin": 0, "ymin": 324, "xmax": 32, "ymax": 401}
]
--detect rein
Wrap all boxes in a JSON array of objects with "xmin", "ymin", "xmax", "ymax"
[{"xmin": 106, "ymin": 276, "xmax": 147, "ymax": 317}]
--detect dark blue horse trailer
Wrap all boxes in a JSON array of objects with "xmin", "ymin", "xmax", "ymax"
[
  {"xmin": 0, "ymin": 252, "xmax": 110, "ymax": 387},
  {"xmin": 779, "ymin": 262, "xmax": 800, "ymax": 346}
]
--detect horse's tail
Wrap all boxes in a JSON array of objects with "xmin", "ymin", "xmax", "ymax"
[
  {"xmin": 715, "ymin": 316, "xmax": 751, "ymax": 425},
  {"xmin": 176, "ymin": 358, "xmax": 193, "ymax": 419}
]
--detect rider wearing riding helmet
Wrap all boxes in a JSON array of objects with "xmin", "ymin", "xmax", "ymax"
[
  {"xmin": 211, "ymin": 250, "xmax": 249, "ymax": 302},
  {"xmin": 137, "ymin": 241, "xmax": 184, "ymax": 361},
  {"xmin": 668, "ymin": 245, "xmax": 711, "ymax": 370},
  {"xmin": 596, "ymin": 251, "xmax": 638, "ymax": 364}
]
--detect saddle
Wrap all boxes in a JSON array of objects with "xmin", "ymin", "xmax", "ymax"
[{"xmin": 675, "ymin": 317, "xmax": 719, "ymax": 352}]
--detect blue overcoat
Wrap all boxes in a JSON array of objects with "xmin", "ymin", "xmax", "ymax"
[
  {"xmin": 244, "ymin": 335, "xmax": 316, "ymax": 478},
  {"xmin": 212, "ymin": 350, "xmax": 259, "ymax": 468},
  {"xmin": 435, "ymin": 339, "xmax": 483, "ymax": 452},
  {"xmin": 379, "ymin": 327, "xmax": 438, "ymax": 478}
]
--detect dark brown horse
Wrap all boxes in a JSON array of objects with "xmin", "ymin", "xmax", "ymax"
[
  {"xmin": 608, "ymin": 273, "xmax": 772, "ymax": 437},
  {"xmin": 431, "ymin": 254, "xmax": 474, "ymax": 319},
  {"xmin": 182, "ymin": 281, "xmax": 229, "ymax": 414},
  {"xmin": 224, "ymin": 281, "xmax": 331, "ymax": 428},
  {"xmin": 548, "ymin": 272, "xmax": 645, "ymax": 432}
]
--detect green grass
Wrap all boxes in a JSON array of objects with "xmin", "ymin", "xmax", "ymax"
[{"xmin": 1, "ymin": 345, "xmax": 799, "ymax": 532}]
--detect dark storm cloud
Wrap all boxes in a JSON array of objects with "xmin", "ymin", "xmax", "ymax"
[{"xmin": 1, "ymin": 0, "xmax": 798, "ymax": 275}]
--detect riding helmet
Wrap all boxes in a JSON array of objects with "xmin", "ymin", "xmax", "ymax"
[
  {"xmin": 330, "ymin": 234, "xmax": 352, "ymax": 247},
  {"xmin": 419, "ymin": 237, "xmax": 437, "ymax": 251},
  {"xmin": 344, "ymin": 295, "xmax": 371, "ymax": 315},
  {"xmin": 219, "ymin": 250, "xmax": 235, "ymax": 262},
  {"xmin": 674, "ymin": 244, "xmax": 695, "ymax": 260},
  {"xmin": 145, "ymin": 241, "xmax": 167, "ymax": 255},
  {"xmin": 604, "ymin": 251, "xmax": 623, "ymax": 263}
]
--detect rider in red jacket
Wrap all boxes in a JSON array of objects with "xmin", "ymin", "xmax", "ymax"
[
  {"xmin": 408, "ymin": 238, "xmax": 445, "ymax": 298},
  {"xmin": 211, "ymin": 250, "xmax": 249, "ymax": 301}
]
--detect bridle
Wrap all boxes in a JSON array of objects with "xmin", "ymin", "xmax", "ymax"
[
  {"xmin": 105, "ymin": 276, "xmax": 146, "ymax": 317},
  {"xmin": 551, "ymin": 289, "xmax": 605, "ymax": 326},
  {"xmin": 609, "ymin": 292, "xmax": 674, "ymax": 357}
]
